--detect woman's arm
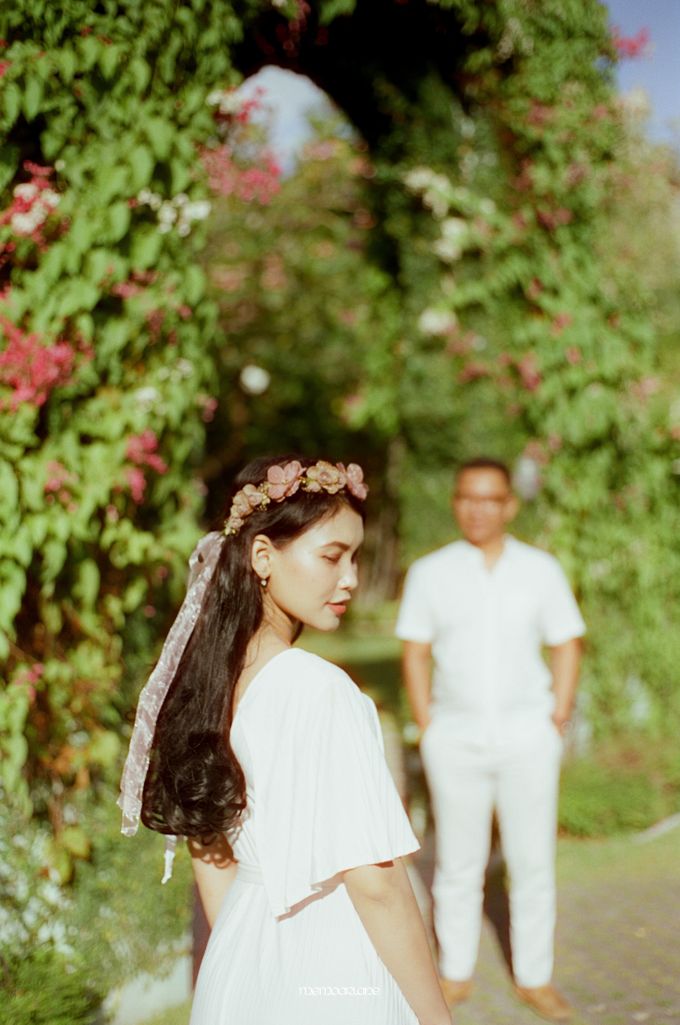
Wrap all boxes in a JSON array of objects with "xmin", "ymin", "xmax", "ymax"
[
  {"xmin": 344, "ymin": 858, "xmax": 450, "ymax": 1025},
  {"xmin": 188, "ymin": 835, "xmax": 238, "ymax": 928}
]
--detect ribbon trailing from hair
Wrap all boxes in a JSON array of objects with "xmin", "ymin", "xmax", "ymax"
[{"xmin": 117, "ymin": 530, "xmax": 225, "ymax": 881}]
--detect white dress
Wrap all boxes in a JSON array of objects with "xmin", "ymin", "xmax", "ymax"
[{"xmin": 190, "ymin": 647, "xmax": 421, "ymax": 1025}]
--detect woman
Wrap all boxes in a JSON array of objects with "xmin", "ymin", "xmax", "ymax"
[{"xmin": 118, "ymin": 456, "xmax": 450, "ymax": 1025}]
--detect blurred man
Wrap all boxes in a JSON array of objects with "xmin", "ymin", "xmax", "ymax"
[{"xmin": 396, "ymin": 457, "xmax": 584, "ymax": 1022}]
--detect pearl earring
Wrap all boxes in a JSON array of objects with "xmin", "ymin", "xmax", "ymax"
[{"xmin": 259, "ymin": 577, "xmax": 268, "ymax": 588}]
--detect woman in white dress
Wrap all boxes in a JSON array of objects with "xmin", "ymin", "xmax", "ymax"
[{"xmin": 119, "ymin": 456, "xmax": 450, "ymax": 1025}]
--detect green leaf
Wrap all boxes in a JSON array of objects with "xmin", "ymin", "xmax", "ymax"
[
  {"xmin": 97, "ymin": 164, "xmax": 130, "ymax": 203},
  {"xmin": 146, "ymin": 116, "xmax": 174, "ymax": 161},
  {"xmin": 128, "ymin": 144, "xmax": 155, "ymax": 192},
  {"xmin": 107, "ymin": 201, "xmax": 131, "ymax": 242},
  {"xmin": 41, "ymin": 538, "xmax": 68, "ymax": 581},
  {"xmin": 170, "ymin": 157, "xmax": 191, "ymax": 194},
  {"xmin": 0, "ymin": 143, "xmax": 19, "ymax": 191},
  {"xmin": 183, "ymin": 264, "xmax": 205, "ymax": 305},
  {"xmin": 10, "ymin": 524, "xmax": 32, "ymax": 568},
  {"xmin": 74, "ymin": 559, "xmax": 100, "ymax": 610},
  {"xmin": 128, "ymin": 57, "xmax": 151, "ymax": 94},
  {"xmin": 130, "ymin": 225, "xmax": 162, "ymax": 269},
  {"xmin": 22, "ymin": 76, "xmax": 44, "ymax": 120},
  {"xmin": 1, "ymin": 82, "xmax": 21, "ymax": 131},
  {"xmin": 0, "ymin": 459, "xmax": 19, "ymax": 510},
  {"xmin": 61, "ymin": 825, "xmax": 91, "ymax": 860},
  {"xmin": 87, "ymin": 729, "xmax": 121, "ymax": 769},
  {"xmin": 99, "ymin": 44, "xmax": 120, "ymax": 80},
  {"xmin": 56, "ymin": 48, "xmax": 77, "ymax": 83},
  {"xmin": 55, "ymin": 278, "xmax": 100, "ymax": 318}
]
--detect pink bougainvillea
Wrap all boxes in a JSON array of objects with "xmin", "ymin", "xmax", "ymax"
[
  {"xmin": 202, "ymin": 145, "xmax": 281, "ymax": 205},
  {"xmin": 516, "ymin": 353, "xmax": 542, "ymax": 391},
  {"xmin": 0, "ymin": 318, "xmax": 81, "ymax": 409},
  {"xmin": 611, "ymin": 26, "xmax": 650, "ymax": 59},
  {"xmin": 44, "ymin": 460, "xmax": 78, "ymax": 507},
  {"xmin": 123, "ymin": 430, "xmax": 168, "ymax": 503}
]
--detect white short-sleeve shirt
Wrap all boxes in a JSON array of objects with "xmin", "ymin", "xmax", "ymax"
[{"xmin": 395, "ymin": 536, "xmax": 585, "ymax": 745}]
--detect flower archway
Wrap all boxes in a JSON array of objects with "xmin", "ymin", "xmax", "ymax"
[{"xmin": 0, "ymin": 0, "xmax": 677, "ymax": 866}]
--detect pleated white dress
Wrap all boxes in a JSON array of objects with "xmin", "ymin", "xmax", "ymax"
[{"xmin": 190, "ymin": 647, "xmax": 420, "ymax": 1025}]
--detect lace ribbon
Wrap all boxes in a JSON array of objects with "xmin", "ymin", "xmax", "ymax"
[{"xmin": 117, "ymin": 530, "xmax": 226, "ymax": 881}]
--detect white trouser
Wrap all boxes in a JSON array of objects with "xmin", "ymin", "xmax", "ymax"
[{"xmin": 420, "ymin": 718, "xmax": 562, "ymax": 987}]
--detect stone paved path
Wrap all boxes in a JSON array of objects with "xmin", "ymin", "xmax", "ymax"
[{"xmin": 411, "ymin": 826, "xmax": 680, "ymax": 1025}]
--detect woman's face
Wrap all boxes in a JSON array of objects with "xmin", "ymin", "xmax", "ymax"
[{"xmin": 262, "ymin": 505, "xmax": 364, "ymax": 633}]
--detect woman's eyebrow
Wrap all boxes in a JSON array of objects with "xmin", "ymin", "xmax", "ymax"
[{"xmin": 319, "ymin": 541, "xmax": 350, "ymax": 551}]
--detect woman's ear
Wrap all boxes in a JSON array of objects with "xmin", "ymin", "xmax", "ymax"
[{"xmin": 250, "ymin": 534, "xmax": 273, "ymax": 581}]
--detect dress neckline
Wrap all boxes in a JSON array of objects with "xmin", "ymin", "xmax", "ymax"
[{"xmin": 231, "ymin": 647, "xmax": 299, "ymax": 724}]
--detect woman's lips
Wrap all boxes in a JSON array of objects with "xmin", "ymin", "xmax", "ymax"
[{"xmin": 328, "ymin": 602, "xmax": 347, "ymax": 615}]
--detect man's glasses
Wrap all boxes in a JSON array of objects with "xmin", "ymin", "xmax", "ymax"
[{"xmin": 453, "ymin": 494, "xmax": 510, "ymax": 509}]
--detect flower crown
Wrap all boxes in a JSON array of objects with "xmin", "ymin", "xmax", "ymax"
[{"xmin": 224, "ymin": 460, "xmax": 368, "ymax": 536}]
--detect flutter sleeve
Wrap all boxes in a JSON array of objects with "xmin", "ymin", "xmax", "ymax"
[{"xmin": 244, "ymin": 652, "xmax": 420, "ymax": 918}]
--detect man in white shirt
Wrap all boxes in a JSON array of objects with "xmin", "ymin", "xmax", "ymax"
[{"xmin": 396, "ymin": 458, "xmax": 584, "ymax": 1023}]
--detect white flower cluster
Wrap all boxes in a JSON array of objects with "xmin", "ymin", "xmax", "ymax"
[
  {"xmin": 403, "ymin": 167, "xmax": 452, "ymax": 219},
  {"xmin": 239, "ymin": 364, "xmax": 271, "ymax": 395},
  {"xmin": 137, "ymin": 189, "xmax": 211, "ymax": 237},
  {"xmin": 433, "ymin": 217, "xmax": 470, "ymax": 263},
  {"xmin": 10, "ymin": 181, "xmax": 60, "ymax": 237},
  {"xmin": 417, "ymin": 307, "xmax": 458, "ymax": 337},
  {"xmin": 206, "ymin": 88, "xmax": 244, "ymax": 117},
  {"xmin": 0, "ymin": 824, "xmax": 75, "ymax": 956},
  {"xmin": 133, "ymin": 385, "xmax": 161, "ymax": 410}
]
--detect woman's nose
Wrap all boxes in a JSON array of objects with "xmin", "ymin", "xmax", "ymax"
[{"xmin": 340, "ymin": 561, "xmax": 359, "ymax": 591}]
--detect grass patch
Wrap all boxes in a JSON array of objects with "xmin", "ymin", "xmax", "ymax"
[{"xmin": 141, "ymin": 999, "xmax": 192, "ymax": 1025}]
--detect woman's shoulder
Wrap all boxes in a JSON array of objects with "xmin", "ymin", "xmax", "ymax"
[
  {"xmin": 240, "ymin": 648, "xmax": 370, "ymax": 729},
  {"xmin": 255, "ymin": 648, "xmax": 366, "ymax": 717},
  {"xmin": 282, "ymin": 647, "xmax": 359, "ymax": 695}
]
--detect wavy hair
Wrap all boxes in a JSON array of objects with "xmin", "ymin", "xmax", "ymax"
[{"xmin": 141, "ymin": 455, "xmax": 365, "ymax": 844}]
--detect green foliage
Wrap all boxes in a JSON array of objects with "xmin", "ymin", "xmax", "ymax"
[
  {"xmin": 0, "ymin": 948, "xmax": 102, "ymax": 1025},
  {"xmin": 559, "ymin": 756, "xmax": 676, "ymax": 838},
  {"xmin": 65, "ymin": 798, "xmax": 193, "ymax": 994},
  {"xmin": 0, "ymin": 0, "xmax": 270, "ymax": 850}
]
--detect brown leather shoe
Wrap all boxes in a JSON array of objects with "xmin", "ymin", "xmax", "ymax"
[
  {"xmin": 514, "ymin": 984, "xmax": 573, "ymax": 1022},
  {"xmin": 440, "ymin": 977, "xmax": 474, "ymax": 1006}
]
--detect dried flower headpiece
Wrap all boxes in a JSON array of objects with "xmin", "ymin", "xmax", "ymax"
[{"xmin": 224, "ymin": 460, "xmax": 368, "ymax": 536}]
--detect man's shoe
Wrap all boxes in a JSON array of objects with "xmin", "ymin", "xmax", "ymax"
[
  {"xmin": 514, "ymin": 984, "xmax": 573, "ymax": 1022},
  {"xmin": 440, "ymin": 977, "xmax": 474, "ymax": 1007}
]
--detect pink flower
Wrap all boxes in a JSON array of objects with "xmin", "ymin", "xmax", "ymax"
[
  {"xmin": 612, "ymin": 26, "xmax": 650, "ymax": 59},
  {"xmin": 517, "ymin": 353, "xmax": 542, "ymax": 392},
  {"xmin": 231, "ymin": 492, "xmax": 253, "ymax": 518},
  {"xmin": 126, "ymin": 466, "xmax": 147, "ymax": 503},
  {"xmin": 0, "ymin": 319, "xmax": 79, "ymax": 409},
  {"xmin": 125, "ymin": 430, "xmax": 168, "ymax": 474},
  {"xmin": 243, "ymin": 483, "xmax": 269, "ymax": 508},
  {"xmin": 344, "ymin": 463, "xmax": 368, "ymax": 500},
  {"xmin": 305, "ymin": 460, "xmax": 347, "ymax": 494},
  {"xmin": 267, "ymin": 461, "xmax": 303, "ymax": 500}
]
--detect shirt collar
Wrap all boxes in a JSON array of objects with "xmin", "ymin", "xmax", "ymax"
[{"xmin": 459, "ymin": 534, "xmax": 515, "ymax": 566}]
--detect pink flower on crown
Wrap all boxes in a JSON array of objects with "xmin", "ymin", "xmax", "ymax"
[
  {"xmin": 305, "ymin": 460, "xmax": 347, "ymax": 494},
  {"xmin": 345, "ymin": 463, "xmax": 368, "ymax": 500},
  {"xmin": 267, "ymin": 460, "xmax": 303, "ymax": 500},
  {"xmin": 225, "ymin": 514, "xmax": 244, "ymax": 534},
  {"xmin": 242, "ymin": 483, "xmax": 269, "ymax": 509},
  {"xmin": 231, "ymin": 491, "xmax": 253, "ymax": 519}
]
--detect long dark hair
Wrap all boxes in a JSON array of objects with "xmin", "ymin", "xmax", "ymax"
[{"xmin": 141, "ymin": 455, "xmax": 365, "ymax": 843}]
